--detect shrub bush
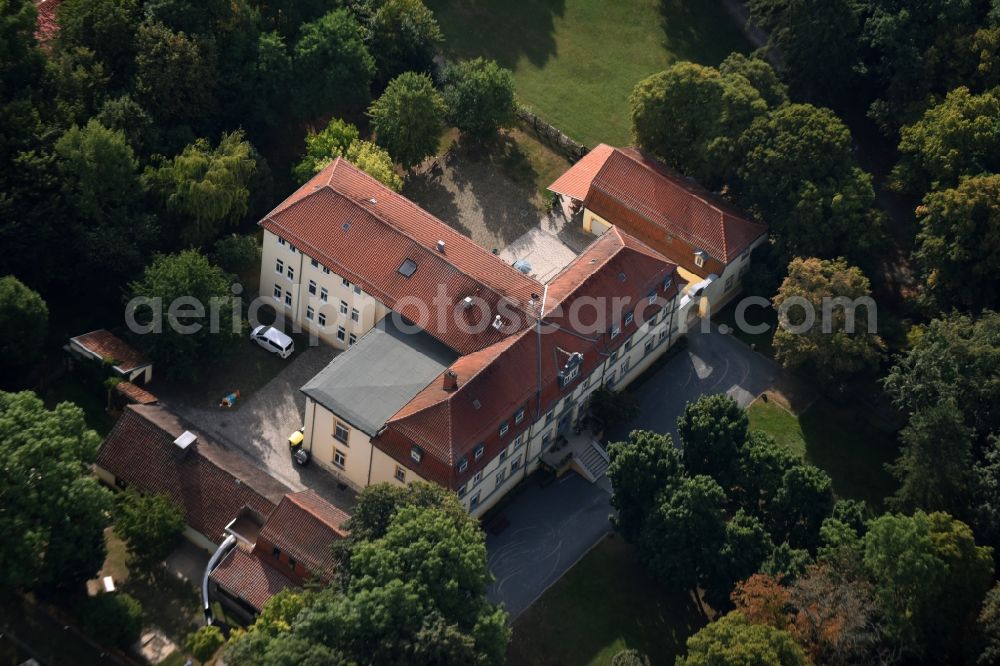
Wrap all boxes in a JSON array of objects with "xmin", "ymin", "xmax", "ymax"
[
  {"xmin": 81, "ymin": 593, "xmax": 144, "ymax": 649},
  {"xmin": 611, "ymin": 648, "xmax": 651, "ymax": 666},
  {"xmin": 186, "ymin": 624, "xmax": 225, "ymax": 663},
  {"xmin": 211, "ymin": 233, "xmax": 261, "ymax": 276}
]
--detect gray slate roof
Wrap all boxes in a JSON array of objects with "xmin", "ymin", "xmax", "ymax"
[{"xmin": 301, "ymin": 316, "xmax": 458, "ymax": 435}]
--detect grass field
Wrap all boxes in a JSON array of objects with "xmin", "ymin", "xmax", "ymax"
[
  {"xmin": 428, "ymin": 0, "xmax": 752, "ymax": 147},
  {"xmin": 747, "ymin": 397, "xmax": 899, "ymax": 509},
  {"xmin": 507, "ymin": 535, "xmax": 704, "ymax": 666}
]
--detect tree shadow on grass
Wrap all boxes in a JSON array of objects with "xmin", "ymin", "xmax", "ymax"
[
  {"xmin": 660, "ymin": 0, "xmax": 753, "ymax": 65},
  {"xmin": 427, "ymin": 0, "xmax": 566, "ymax": 69}
]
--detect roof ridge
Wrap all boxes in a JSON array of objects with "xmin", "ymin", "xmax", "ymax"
[
  {"xmin": 544, "ymin": 230, "xmax": 628, "ymax": 313},
  {"xmin": 284, "ymin": 491, "xmax": 349, "ymax": 536}
]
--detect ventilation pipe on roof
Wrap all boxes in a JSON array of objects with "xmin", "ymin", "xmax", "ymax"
[
  {"xmin": 202, "ymin": 534, "xmax": 237, "ymax": 625},
  {"xmin": 437, "ymin": 240, "xmax": 446, "ymax": 253},
  {"xmin": 491, "ymin": 315, "xmax": 503, "ymax": 331},
  {"xmin": 443, "ymin": 370, "xmax": 458, "ymax": 391}
]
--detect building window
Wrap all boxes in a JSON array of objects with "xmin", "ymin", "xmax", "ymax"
[
  {"xmin": 610, "ymin": 350, "xmax": 618, "ymax": 363},
  {"xmin": 545, "ymin": 411, "xmax": 554, "ymax": 425},
  {"xmin": 310, "ymin": 258, "xmax": 319, "ymax": 268},
  {"xmin": 337, "ymin": 326, "xmax": 346, "ymax": 341},
  {"xmin": 342, "ymin": 277, "xmax": 350, "ymax": 288},
  {"xmin": 660, "ymin": 330, "xmax": 669, "ymax": 344},
  {"xmin": 334, "ymin": 422, "xmax": 349, "ymax": 444},
  {"xmin": 511, "ymin": 455, "xmax": 522, "ymax": 471},
  {"xmin": 278, "ymin": 237, "xmax": 286, "ymax": 246},
  {"xmin": 284, "ymin": 292, "xmax": 292, "ymax": 307},
  {"xmin": 340, "ymin": 300, "xmax": 348, "ymax": 315},
  {"xmin": 354, "ymin": 285, "xmax": 362, "ymax": 295},
  {"xmin": 470, "ymin": 492, "xmax": 481, "ymax": 510},
  {"xmin": 474, "ymin": 443, "xmax": 485, "ymax": 460},
  {"xmin": 561, "ymin": 365, "xmax": 579, "ymax": 386},
  {"xmin": 333, "ymin": 449, "xmax": 346, "ymax": 468},
  {"xmin": 288, "ymin": 557, "xmax": 297, "ymax": 570},
  {"xmin": 410, "ymin": 445, "xmax": 423, "ymax": 463},
  {"xmin": 308, "ymin": 280, "xmax": 317, "ymax": 295},
  {"xmin": 664, "ymin": 277, "xmax": 673, "ymax": 291},
  {"xmin": 473, "ymin": 470, "xmax": 482, "ymax": 485},
  {"xmin": 694, "ymin": 253, "xmax": 705, "ymax": 268},
  {"xmin": 496, "ymin": 469, "xmax": 506, "ymax": 488},
  {"xmin": 500, "ymin": 449, "xmax": 507, "ymax": 463},
  {"xmin": 514, "ymin": 407, "xmax": 525, "ymax": 424},
  {"xmin": 114, "ymin": 476, "xmax": 128, "ymax": 490},
  {"xmin": 275, "ymin": 259, "xmax": 284, "ymax": 274},
  {"xmin": 351, "ymin": 308, "xmax": 359, "ymax": 322},
  {"xmin": 287, "ymin": 266, "xmax": 294, "ymax": 281},
  {"xmin": 624, "ymin": 310, "xmax": 634, "ymax": 326},
  {"xmin": 272, "ymin": 546, "xmax": 281, "ymax": 558},
  {"xmin": 349, "ymin": 333, "xmax": 357, "ymax": 346},
  {"xmin": 458, "ymin": 457, "xmax": 468, "ymax": 473},
  {"xmin": 606, "ymin": 371, "xmax": 617, "ymax": 387},
  {"xmin": 320, "ymin": 287, "xmax": 328, "ymax": 302},
  {"xmin": 513, "ymin": 434, "xmax": 522, "ymax": 449},
  {"xmin": 625, "ymin": 338, "xmax": 633, "ymax": 352},
  {"xmin": 273, "ymin": 285, "xmax": 282, "ymax": 300},
  {"xmin": 458, "ymin": 484, "xmax": 467, "ymax": 497},
  {"xmin": 322, "ymin": 266, "xmax": 331, "ymax": 275},
  {"xmin": 610, "ymin": 324, "xmax": 620, "ymax": 338},
  {"xmin": 725, "ymin": 275, "xmax": 734, "ymax": 291},
  {"xmin": 499, "ymin": 421, "xmax": 509, "ymax": 437},
  {"xmin": 289, "ymin": 244, "xmax": 297, "ymax": 253},
  {"xmin": 620, "ymin": 359, "xmax": 631, "ymax": 375},
  {"xmin": 394, "ymin": 465, "xmax": 406, "ymax": 482},
  {"xmin": 306, "ymin": 306, "xmax": 315, "ymax": 320},
  {"xmin": 584, "ymin": 376, "xmax": 591, "ymax": 389},
  {"xmin": 645, "ymin": 337, "xmax": 655, "ymax": 354},
  {"xmin": 542, "ymin": 432, "xmax": 552, "ymax": 447},
  {"xmin": 648, "ymin": 290, "xmax": 657, "ymax": 305},
  {"xmin": 318, "ymin": 312, "xmax": 327, "ymax": 327}
]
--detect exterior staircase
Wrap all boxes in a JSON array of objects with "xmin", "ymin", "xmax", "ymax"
[{"xmin": 570, "ymin": 439, "xmax": 610, "ymax": 483}]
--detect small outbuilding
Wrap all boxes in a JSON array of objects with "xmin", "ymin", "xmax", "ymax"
[{"xmin": 68, "ymin": 329, "xmax": 153, "ymax": 384}]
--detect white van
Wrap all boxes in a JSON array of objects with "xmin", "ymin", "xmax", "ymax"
[{"xmin": 250, "ymin": 325, "xmax": 294, "ymax": 359}]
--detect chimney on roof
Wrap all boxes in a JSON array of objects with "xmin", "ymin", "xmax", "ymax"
[
  {"xmin": 437, "ymin": 240, "xmax": 446, "ymax": 253},
  {"xmin": 462, "ymin": 296, "xmax": 473, "ymax": 309},
  {"xmin": 174, "ymin": 430, "xmax": 196, "ymax": 451},
  {"xmin": 443, "ymin": 370, "xmax": 458, "ymax": 391}
]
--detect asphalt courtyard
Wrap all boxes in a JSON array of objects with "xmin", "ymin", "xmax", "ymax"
[{"xmin": 486, "ymin": 324, "xmax": 800, "ymax": 617}]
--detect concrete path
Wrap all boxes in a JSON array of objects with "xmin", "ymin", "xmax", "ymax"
[{"xmin": 485, "ymin": 472, "xmax": 613, "ymax": 619}]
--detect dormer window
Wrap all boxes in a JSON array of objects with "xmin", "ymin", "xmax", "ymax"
[
  {"xmin": 558, "ymin": 352, "xmax": 584, "ymax": 389},
  {"xmin": 624, "ymin": 310, "xmax": 634, "ymax": 326},
  {"xmin": 663, "ymin": 277, "xmax": 673, "ymax": 291},
  {"xmin": 610, "ymin": 324, "xmax": 620, "ymax": 339},
  {"xmin": 648, "ymin": 290, "xmax": 657, "ymax": 305},
  {"xmin": 474, "ymin": 443, "xmax": 485, "ymax": 460},
  {"xmin": 458, "ymin": 457, "xmax": 468, "ymax": 473},
  {"xmin": 398, "ymin": 259, "xmax": 417, "ymax": 277},
  {"xmin": 694, "ymin": 250, "xmax": 707, "ymax": 268},
  {"xmin": 514, "ymin": 408, "xmax": 525, "ymax": 424},
  {"xmin": 410, "ymin": 446, "xmax": 423, "ymax": 463},
  {"xmin": 499, "ymin": 421, "xmax": 509, "ymax": 437}
]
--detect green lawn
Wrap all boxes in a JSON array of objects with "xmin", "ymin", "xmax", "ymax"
[
  {"xmin": 747, "ymin": 397, "xmax": 899, "ymax": 509},
  {"xmin": 507, "ymin": 535, "xmax": 704, "ymax": 666},
  {"xmin": 429, "ymin": 0, "xmax": 753, "ymax": 146}
]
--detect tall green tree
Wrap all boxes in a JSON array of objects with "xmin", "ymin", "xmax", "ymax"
[
  {"xmin": 0, "ymin": 276, "xmax": 48, "ymax": 375},
  {"xmin": 127, "ymin": 250, "xmax": 241, "ymax": 381},
  {"xmin": 639, "ymin": 474, "xmax": 727, "ymax": 612},
  {"xmin": 979, "ymin": 581, "xmax": 1000, "ymax": 666},
  {"xmin": 912, "ymin": 173, "xmax": 1000, "ymax": 313},
  {"xmin": 706, "ymin": 509, "xmax": 774, "ymax": 610},
  {"xmin": 293, "ymin": 9, "xmax": 374, "ymax": 120},
  {"xmin": 134, "ymin": 20, "xmax": 218, "ymax": 130},
  {"xmin": 369, "ymin": 71, "xmax": 446, "ymax": 169},
  {"xmin": 771, "ymin": 257, "xmax": 885, "ymax": 389},
  {"xmin": 718, "ymin": 52, "xmax": 789, "ymax": 110},
  {"xmin": 0, "ymin": 391, "xmax": 112, "ymax": 592},
  {"xmin": 606, "ymin": 430, "xmax": 685, "ymax": 542},
  {"xmin": 294, "ymin": 118, "xmax": 360, "ymax": 182},
  {"xmin": 365, "ymin": 0, "xmax": 442, "ymax": 85},
  {"xmin": 677, "ymin": 611, "xmax": 809, "ymax": 666},
  {"xmin": 863, "ymin": 511, "xmax": 994, "ymax": 660},
  {"xmin": 443, "ymin": 58, "xmax": 518, "ymax": 139},
  {"xmin": 736, "ymin": 431, "xmax": 798, "ymax": 521},
  {"xmin": 747, "ymin": 0, "xmax": 862, "ymax": 107},
  {"xmin": 772, "ymin": 464, "xmax": 835, "ymax": 551},
  {"xmin": 735, "ymin": 104, "xmax": 882, "ymax": 263},
  {"xmin": 114, "ymin": 489, "xmax": 185, "ymax": 572},
  {"xmin": 55, "ymin": 0, "xmax": 141, "ymax": 87},
  {"xmin": 630, "ymin": 62, "xmax": 767, "ymax": 187},
  {"xmin": 676, "ymin": 394, "xmax": 749, "ymax": 489},
  {"xmin": 146, "ymin": 131, "xmax": 257, "ymax": 247}
]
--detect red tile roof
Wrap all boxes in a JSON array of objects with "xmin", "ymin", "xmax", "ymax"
[
  {"xmin": 97, "ymin": 406, "xmax": 290, "ymax": 543},
  {"xmin": 548, "ymin": 145, "xmax": 766, "ymax": 265},
  {"xmin": 261, "ymin": 158, "xmax": 543, "ymax": 354},
  {"xmin": 70, "ymin": 330, "xmax": 150, "ymax": 373},
  {"xmin": 257, "ymin": 490, "xmax": 348, "ymax": 580},
  {"xmin": 378, "ymin": 229, "xmax": 678, "ymax": 488},
  {"xmin": 114, "ymin": 381, "xmax": 157, "ymax": 405},
  {"xmin": 34, "ymin": 0, "xmax": 61, "ymax": 44},
  {"xmin": 210, "ymin": 547, "xmax": 295, "ymax": 612}
]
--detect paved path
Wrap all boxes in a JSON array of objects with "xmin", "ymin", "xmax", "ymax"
[
  {"xmin": 486, "ymin": 472, "xmax": 613, "ymax": 619},
  {"xmin": 162, "ymin": 345, "xmax": 357, "ymax": 511}
]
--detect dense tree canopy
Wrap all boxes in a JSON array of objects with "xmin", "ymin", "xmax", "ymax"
[
  {"xmin": 227, "ymin": 482, "xmax": 509, "ymax": 665},
  {"xmin": 0, "ymin": 275, "xmax": 48, "ymax": 374},
  {"xmin": 771, "ymin": 257, "xmax": 885, "ymax": 388},
  {"xmin": 294, "ymin": 118, "xmax": 401, "ymax": 190},
  {"xmin": 677, "ymin": 394, "xmax": 749, "ymax": 489},
  {"xmin": 0, "ymin": 391, "xmax": 112, "ymax": 592},
  {"xmin": 677, "ymin": 611, "xmax": 809, "ymax": 666},
  {"xmin": 912, "ymin": 173, "xmax": 1000, "ymax": 313},
  {"xmin": 735, "ymin": 104, "xmax": 882, "ymax": 263},
  {"xmin": 630, "ymin": 61, "xmax": 767, "ymax": 187},
  {"xmin": 114, "ymin": 489, "xmax": 185, "ymax": 572},
  {"xmin": 364, "ymin": 0, "xmax": 442, "ymax": 85},
  {"xmin": 127, "ymin": 250, "xmax": 240, "ymax": 381},
  {"xmin": 56, "ymin": 0, "xmax": 141, "ymax": 87},
  {"xmin": 443, "ymin": 58, "xmax": 518, "ymax": 139},
  {"xmin": 293, "ymin": 9, "xmax": 374, "ymax": 120},
  {"xmin": 606, "ymin": 430, "xmax": 684, "ymax": 542},
  {"xmin": 369, "ymin": 71, "xmax": 446, "ymax": 168},
  {"xmin": 718, "ymin": 52, "xmax": 789, "ymax": 110}
]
